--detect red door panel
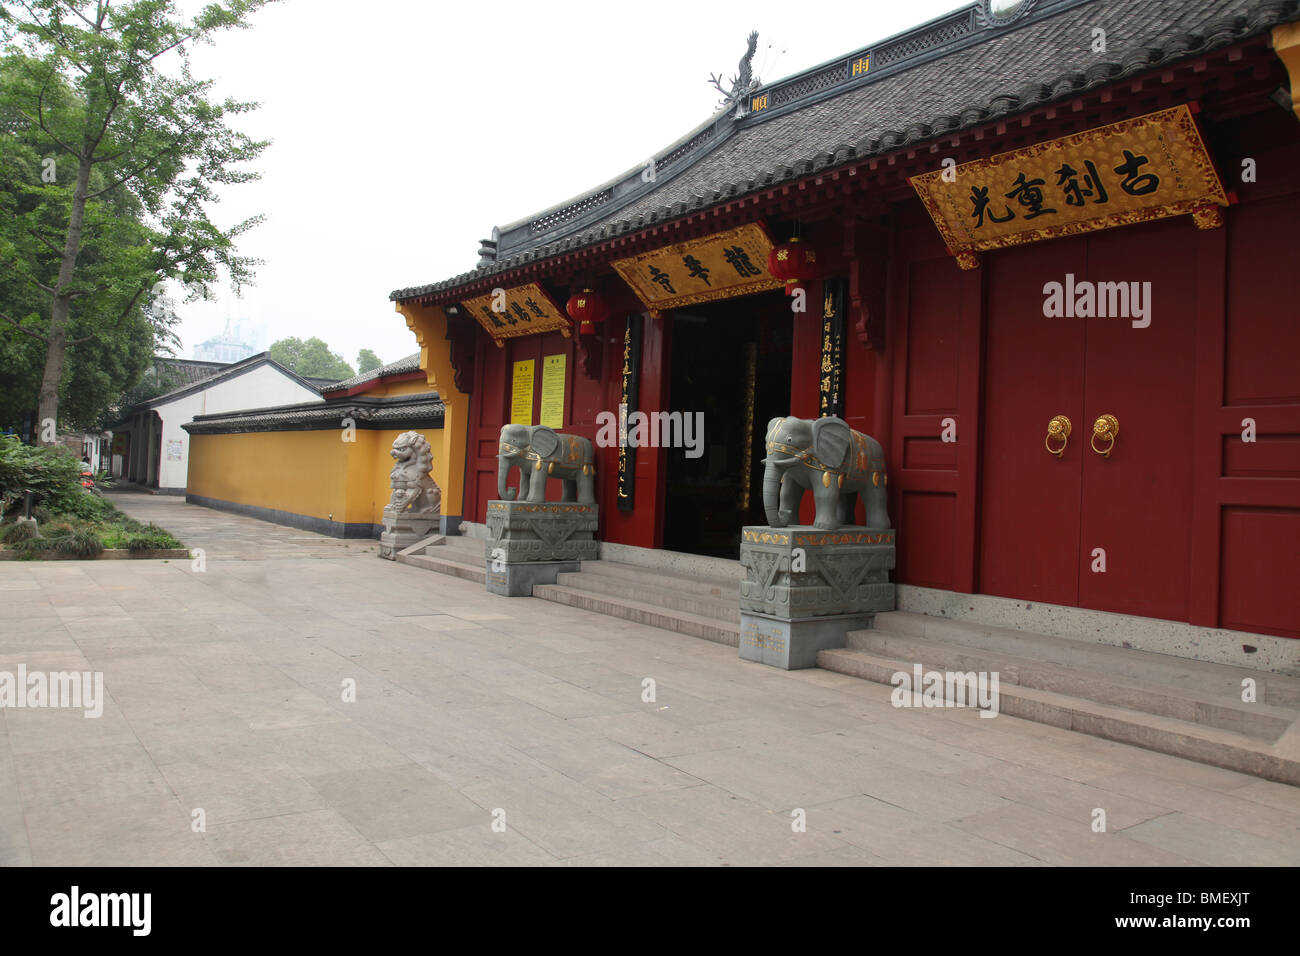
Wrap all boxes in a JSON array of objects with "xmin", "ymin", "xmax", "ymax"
[
  {"xmin": 1077, "ymin": 220, "xmax": 1196, "ymax": 621},
  {"xmin": 979, "ymin": 237, "xmax": 1088, "ymax": 606}
]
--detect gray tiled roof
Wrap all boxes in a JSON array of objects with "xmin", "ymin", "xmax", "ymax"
[
  {"xmin": 117, "ymin": 353, "xmax": 322, "ymax": 421},
  {"xmin": 391, "ymin": 0, "xmax": 1299, "ymax": 301},
  {"xmin": 182, "ymin": 393, "xmax": 444, "ymax": 435},
  {"xmin": 152, "ymin": 356, "xmax": 228, "ymax": 388},
  {"xmin": 319, "ymin": 353, "xmax": 423, "ymax": 394}
]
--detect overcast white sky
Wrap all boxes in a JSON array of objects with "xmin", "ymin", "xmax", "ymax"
[{"xmin": 173, "ymin": 0, "xmax": 967, "ymax": 366}]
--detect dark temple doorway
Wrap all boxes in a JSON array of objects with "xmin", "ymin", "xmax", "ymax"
[{"xmin": 663, "ymin": 292, "xmax": 793, "ymax": 559}]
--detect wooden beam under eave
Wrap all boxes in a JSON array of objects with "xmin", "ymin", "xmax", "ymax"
[{"xmin": 1272, "ymin": 22, "xmax": 1300, "ymax": 122}]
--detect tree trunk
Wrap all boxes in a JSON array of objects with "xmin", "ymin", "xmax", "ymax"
[{"xmin": 36, "ymin": 147, "xmax": 95, "ymax": 445}]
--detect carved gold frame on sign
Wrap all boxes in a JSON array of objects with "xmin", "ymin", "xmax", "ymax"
[
  {"xmin": 910, "ymin": 105, "xmax": 1230, "ymax": 270},
  {"xmin": 610, "ymin": 224, "xmax": 785, "ymax": 311},
  {"xmin": 461, "ymin": 282, "xmax": 572, "ymax": 346}
]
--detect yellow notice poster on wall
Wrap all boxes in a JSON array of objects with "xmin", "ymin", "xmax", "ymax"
[
  {"xmin": 540, "ymin": 354, "xmax": 566, "ymax": 428},
  {"xmin": 510, "ymin": 360, "xmax": 534, "ymax": 424}
]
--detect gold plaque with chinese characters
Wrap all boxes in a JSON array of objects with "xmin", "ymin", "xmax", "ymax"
[
  {"xmin": 611, "ymin": 224, "xmax": 784, "ymax": 310},
  {"xmin": 909, "ymin": 105, "xmax": 1229, "ymax": 269},
  {"xmin": 461, "ymin": 282, "xmax": 571, "ymax": 346}
]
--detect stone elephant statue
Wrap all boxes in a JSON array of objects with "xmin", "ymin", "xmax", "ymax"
[
  {"xmin": 762, "ymin": 415, "xmax": 889, "ymax": 531},
  {"xmin": 498, "ymin": 424, "xmax": 596, "ymax": 504}
]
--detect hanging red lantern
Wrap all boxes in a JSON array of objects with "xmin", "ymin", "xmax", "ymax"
[
  {"xmin": 767, "ymin": 237, "xmax": 817, "ymax": 296},
  {"xmin": 565, "ymin": 288, "xmax": 610, "ymax": 335}
]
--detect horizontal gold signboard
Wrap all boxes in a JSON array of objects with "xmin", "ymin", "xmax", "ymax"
[
  {"xmin": 910, "ymin": 105, "xmax": 1229, "ymax": 269},
  {"xmin": 462, "ymin": 282, "xmax": 570, "ymax": 346},
  {"xmin": 612, "ymin": 223, "xmax": 784, "ymax": 310}
]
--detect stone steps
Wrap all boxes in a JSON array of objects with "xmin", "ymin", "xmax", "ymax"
[
  {"xmin": 552, "ymin": 570, "xmax": 739, "ymax": 623},
  {"xmin": 572, "ymin": 558, "xmax": 742, "ymax": 599},
  {"xmin": 844, "ymin": 627, "xmax": 1294, "ymax": 740},
  {"xmin": 531, "ymin": 581, "xmax": 740, "ymax": 646},
  {"xmin": 394, "ymin": 548, "xmax": 486, "ymax": 583},
  {"xmin": 817, "ymin": 610, "xmax": 1300, "ymax": 786},
  {"xmin": 872, "ymin": 610, "xmax": 1300, "ymax": 708}
]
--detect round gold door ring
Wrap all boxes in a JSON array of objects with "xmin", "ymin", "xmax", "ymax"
[
  {"xmin": 1091, "ymin": 414, "xmax": 1119, "ymax": 458},
  {"xmin": 1045, "ymin": 415, "xmax": 1072, "ymax": 458}
]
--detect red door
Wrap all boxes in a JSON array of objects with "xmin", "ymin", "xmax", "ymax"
[
  {"xmin": 1077, "ymin": 219, "xmax": 1196, "ymax": 620},
  {"xmin": 979, "ymin": 236, "xmax": 1088, "ymax": 608},
  {"xmin": 979, "ymin": 220, "xmax": 1197, "ymax": 624}
]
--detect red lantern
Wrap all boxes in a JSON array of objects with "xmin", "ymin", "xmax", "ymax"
[
  {"xmin": 767, "ymin": 237, "xmax": 817, "ymax": 296},
  {"xmin": 565, "ymin": 288, "xmax": 610, "ymax": 335}
]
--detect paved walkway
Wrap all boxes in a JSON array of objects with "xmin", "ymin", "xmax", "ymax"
[{"xmin": 0, "ymin": 495, "xmax": 1297, "ymax": 865}]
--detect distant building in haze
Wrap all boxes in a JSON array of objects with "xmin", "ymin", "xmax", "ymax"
[{"xmin": 194, "ymin": 319, "xmax": 256, "ymax": 364}]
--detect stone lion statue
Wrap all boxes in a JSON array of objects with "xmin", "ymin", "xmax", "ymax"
[{"xmin": 386, "ymin": 431, "xmax": 441, "ymax": 515}]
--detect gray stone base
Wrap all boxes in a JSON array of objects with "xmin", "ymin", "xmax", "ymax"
[
  {"xmin": 379, "ymin": 510, "xmax": 441, "ymax": 559},
  {"xmin": 740, "ymin": 525, "xmax": 896, "ymax": 618},
  {"xmin": 486, "ymin": 560, "xmax": 580, "ymax": 597},
  {"xmin": 485, "ymin": 500, "xmax": 598, "ymax": 563},
  {"xmin": 740, "ymin": 610, "xmax": 876, "ymax": 670}
]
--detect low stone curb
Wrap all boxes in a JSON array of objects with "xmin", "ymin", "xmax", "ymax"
[{"xmin": 0, "ymin": 548, "xmax": 191, "ymax": 561}]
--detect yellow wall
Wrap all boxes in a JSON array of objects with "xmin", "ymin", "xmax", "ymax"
[
  {"xmin": 366, "ymin": 379, "xmax": 434, "ymax": 398},
  {"xmin": 397, "ymin": 301, "xmax": 469, "ymax": 519},
  {"xmin": 187, "ymin": 425, "xmax": 443, "ymax": 530}
]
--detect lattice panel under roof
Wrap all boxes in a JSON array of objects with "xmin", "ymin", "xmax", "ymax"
[
  {"xmin": 771, "ymin": 63, "xmax": 848, "ymax": 108},
  {"xmin": 529, "ymin": 188, "xmax": 614, "ymax": 235},
  {"xmin": 875, "ymin": 10, "xmax": 976, "ymax": 67}
]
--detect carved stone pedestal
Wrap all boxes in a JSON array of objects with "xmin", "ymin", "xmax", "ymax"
[
  {"xmin": 379, "ymin": 509, "xmax": 441, "ymax": 559},
  {"xmin": 484, "ymin": 501, "xmax": 599, "ymax": 596},
  {"xmin": 738, "ymin": 525, "xmax": 896, "ymax": 669}
]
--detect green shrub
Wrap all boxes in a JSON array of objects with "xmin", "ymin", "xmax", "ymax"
[
  {"xmin": 124, "ymin": 527, "xmax": 181, "ymax": 551},
  {"xmin": 54, "ymin": 529, "xmax": 103, "ymax": 558},
  {"xmin": 1, "ymin": 520, "xmax": 38, "ymax": 544},
  {"xmin": 0, "ymin": 435, "xmax": 92, "ymax": 517}
]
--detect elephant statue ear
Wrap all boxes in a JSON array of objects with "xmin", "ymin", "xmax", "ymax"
[
  {"xmin": 812, "ymin": 416, "xmax": 853, "ymax": 469},
  {"xmin": 765, "ymin": 417, "xmax": 786, "ymax": 441},
  {"xmin": 530, "ymin": 426, "xmax": 559, "ymax": 459}
]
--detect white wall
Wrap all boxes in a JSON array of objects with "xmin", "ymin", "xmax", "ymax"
[{"xmin": 155, "ymin": 365, "xmax": 322, "ymax": 490}]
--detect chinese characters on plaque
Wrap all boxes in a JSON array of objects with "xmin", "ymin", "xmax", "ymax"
[
  {"xmin": 539, "ymin": 354, "xmax": 566, "ymax": 429},
  {"xmin": 819, "ymin": 279, "xmax": 846, "ymax": 419},
  {"xmin": 611, "ymin": 224, "xmax": 784, "ymax": 310},
  {"xmin": 617, "ymin": 314, "xmax": 642, "ymax": 511},
  {"xmin": 909, "ymin": 105, "xmax": 1229, "ymax": 269},
  {"xmin": 461, "ymin": 282, "xmax": 571, "ymax": 346},
  {"xmin": 510, "ymin": 360, "xmax": 534, "ymax": 425}
]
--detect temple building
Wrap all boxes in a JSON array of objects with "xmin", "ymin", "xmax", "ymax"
[{"xmin": 391, "ymin": 0, "xmax": 1300, "ymax": 644}]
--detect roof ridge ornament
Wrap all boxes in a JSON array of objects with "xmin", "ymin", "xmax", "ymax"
[
  {"xmin": 978, "ymin": 0, "xmax": 1036, "ymax": 27},
  {"xmin": 709, "ymin": 30, "xmax": 762, "ymax": 116}
]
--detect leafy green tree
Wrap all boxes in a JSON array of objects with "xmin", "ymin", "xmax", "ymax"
[
  {"xmin": 269, "ymin": 336, "xmax": 354, "ymax": 379},
  {"xmin": 0, "ymin": 1, "xmax": 278, "ymax": 444},
  {"xmin": 0, "ymin": 55, "xmax": 158, "ymax": 432},
  {"xmin": 356, "ymin": 349, "xmax": 382, "ymax": 374}
]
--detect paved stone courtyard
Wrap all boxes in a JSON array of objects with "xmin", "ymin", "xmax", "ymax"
[{"xmin": 0, "ymin": 492, "xmax": 1297, "ymax": 866}]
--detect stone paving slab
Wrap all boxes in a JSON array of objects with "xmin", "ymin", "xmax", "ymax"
[{"xmin": 0, "ymin": 493, "xmax": 1296, "ymax": 866}]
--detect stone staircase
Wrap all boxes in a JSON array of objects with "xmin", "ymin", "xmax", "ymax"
[
  {"xmin": 393, "ymin": 534, "xmax": 487, "ymax": 584},
  {"xmin": 394, "ymin": 539, "xmax": 1300, "ymax": 784},
  {"xmin": 534, "ymin": 561, "xmax": 741, "ymax": 646},
  {"xmin": 818, "ymin": 611, "xmax": 1300, "ymax": 785}
]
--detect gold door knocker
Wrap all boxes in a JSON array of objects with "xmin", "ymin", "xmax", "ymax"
[
  {"xmin": 1045, "ymin": 415, "xmax": 1072, "ymax": 458},
  {"xmin": 1091, "ymin": 414, "xmax": 1119, "ymax": 458}
]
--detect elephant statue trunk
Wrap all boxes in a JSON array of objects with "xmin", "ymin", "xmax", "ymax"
[
  {"xmin": 498, "ymin": 454, "xmax": 518, "ymax": 501},
  {"xmin": 761, "ymin": 454, "xmax": 799, "ymax": 527}
]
